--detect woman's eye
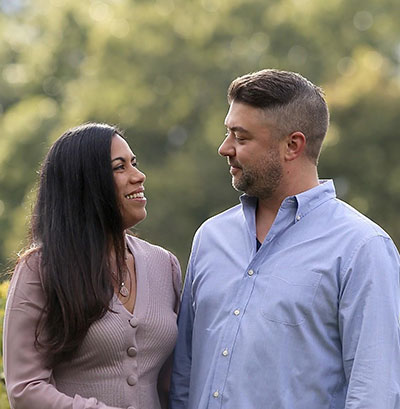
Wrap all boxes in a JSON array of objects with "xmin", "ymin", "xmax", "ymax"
[{"xmin": 113, "ymin": 164, "xmax": 124, "ymax": 171}]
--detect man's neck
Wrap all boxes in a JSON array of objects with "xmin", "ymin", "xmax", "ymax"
[
  {"xmin": 255, "ymin": 170, "xmax": 319, "ymax": 243},
  {"xmin": 255, "ymin": 201, "xmax": 281, "ymax": 243}
]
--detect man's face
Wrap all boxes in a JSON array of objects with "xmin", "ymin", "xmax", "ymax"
[{"xmin": 219, "ymin": 101, "xmax": 283, "ymax": 200}]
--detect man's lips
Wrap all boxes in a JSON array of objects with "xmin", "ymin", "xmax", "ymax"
[
  {"xmin": 229, "ymin": 164, "xmax": 242, "ymax": 175},
  {"xmin": 228, "ymin": 161, "xmax": 241, "ymax": 169}
]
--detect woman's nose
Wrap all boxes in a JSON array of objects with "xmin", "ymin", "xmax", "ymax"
[{"xmin": 129, "ymin": 167, "xmax": 146, "ymax": 184}]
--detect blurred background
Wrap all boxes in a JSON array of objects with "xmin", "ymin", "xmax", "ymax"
[{"xmin": 1, "ymin": 0, "xmax": 400, "ymax": 406}]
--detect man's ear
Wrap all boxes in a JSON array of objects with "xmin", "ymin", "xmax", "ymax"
[{"xmin": 284, "ymin": 131, "xmax": 306, "ymax": 161}]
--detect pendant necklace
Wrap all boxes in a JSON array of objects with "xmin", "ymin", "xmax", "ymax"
[
  {"xmin": 119, "ymin": 245, "xmax": 131, "ymax": 297},
  {"xmin": 119, "ymin": 281, "xmax": 129, "ymax": 297}
]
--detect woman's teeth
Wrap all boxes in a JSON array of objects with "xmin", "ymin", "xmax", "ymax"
[{"xmin": 125, "ymin": 192, "xmax": 144, "ymax": 200}]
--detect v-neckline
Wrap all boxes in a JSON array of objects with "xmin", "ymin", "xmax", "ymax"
[{"xmin": 113, "ymin": 237, "xmax": 145, "ymax": 317}]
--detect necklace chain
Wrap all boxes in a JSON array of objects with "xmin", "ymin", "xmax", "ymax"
[{"xmin": 117, "ymin": 245, "xmax": 131, "ymax": 297}]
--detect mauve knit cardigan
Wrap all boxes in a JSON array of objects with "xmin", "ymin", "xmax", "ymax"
[{"xmin": 3, "ymin": 235, "xmax": 181, "ymax": 409}]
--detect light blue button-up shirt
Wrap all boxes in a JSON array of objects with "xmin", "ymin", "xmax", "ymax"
[{"xmin": 170, "ymin": 180, "xmax": 400, "ymax": 409}]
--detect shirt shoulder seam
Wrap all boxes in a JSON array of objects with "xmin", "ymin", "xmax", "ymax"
[{"xmin": 340, "ymin": 234, "xmax": 392, "ymax": 281}]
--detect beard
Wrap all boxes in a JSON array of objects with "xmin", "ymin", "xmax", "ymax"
[{"xmin": 232, "ymin": 149, "xmax": 283, "ymax": 200}]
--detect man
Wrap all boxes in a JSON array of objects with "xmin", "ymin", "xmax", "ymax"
[{"xmin": 169, "ymin": 69, "xmax": 400, "ymax": 409}]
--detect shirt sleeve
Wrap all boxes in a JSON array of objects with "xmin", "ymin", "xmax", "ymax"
[
  {"xmin": 3, "ymin": 253, "xmax": 121, "ymax": 409},
  {"xmin": 170, "ymin": 252, "xmax": 183, "ymax": 314},
  {"xmin": 169, "ymin": 238, "xmax": 198, "ymax": 409},
  {"xmin": 339, "ymin": 235, "xmax": 400, "ymax": 409},
  {"xmin": 157, "ymin": 251, "xmax": 182, "ymax": 409}
]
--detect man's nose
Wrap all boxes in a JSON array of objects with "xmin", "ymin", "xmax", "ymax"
[{"xmin": 218, "ymin": 136, "xmax": 235, "ymax": 157}]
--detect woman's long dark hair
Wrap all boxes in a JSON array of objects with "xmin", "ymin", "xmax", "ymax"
[{"xmin": 30, "ymin": 123, "xmax": 127, "ymax": 366}]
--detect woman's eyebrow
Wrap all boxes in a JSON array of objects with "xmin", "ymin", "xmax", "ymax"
[{"xmin": 111, "ymin": 155, "xmax": 136, "ymax": 163}]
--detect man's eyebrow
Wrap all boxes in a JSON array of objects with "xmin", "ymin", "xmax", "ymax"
[
  {"xmin": 111, "ymin": 155, "xmax": 136, "ymax": 163},
  {"xmin": 225, "ymin": 126, "xmax": 250, "ymax": 134}
]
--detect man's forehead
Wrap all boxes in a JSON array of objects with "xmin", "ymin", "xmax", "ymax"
[{"xmin": 224, "ymin": 102, "xmax": 275, "ymax": 129}]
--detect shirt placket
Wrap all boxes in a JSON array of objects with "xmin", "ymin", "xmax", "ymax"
[
  {"xmin": 207, "ymin": 200, "xmax": 297, "ymax": 408},
  {"xmin": 207, "ymin": 262, "xmax": 260, "ymax": 408}
]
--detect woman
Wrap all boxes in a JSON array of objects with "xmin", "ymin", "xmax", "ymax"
[{"xmin": 3, "ymin": 123, "xmax": 181, "ymax": 409}]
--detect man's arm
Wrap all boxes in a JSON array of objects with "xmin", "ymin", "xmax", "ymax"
[
  {"xmin": 169, "ymin": 255, "xmax": 195, "ymax": 409},
  {"xmin": 339, "ymin": 235, "xmax": 400, "ymax": 408}
]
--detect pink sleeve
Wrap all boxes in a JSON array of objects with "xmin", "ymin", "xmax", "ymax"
[
  {"xmin": 157, "ymin": 251, "xmax": 182, "ymax": 409},
  {"xmin": 3, "ymin": 253, "xmax": 121, "ymax": 409},
  {"xmin": 169, "ymin": 252, "xmax": 182, "ymax": 314}
]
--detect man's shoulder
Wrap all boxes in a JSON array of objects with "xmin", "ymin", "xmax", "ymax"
[
  {"xmin": 331, "ymin": 198, "xmax": 390, "ymax": 240},
  {"xmin": 198, "ymin": 203, "xmax": 242, "ymax": 231}
]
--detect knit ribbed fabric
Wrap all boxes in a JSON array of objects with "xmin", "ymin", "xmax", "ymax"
[{"xmin": 3, "ymin": 235, "xmax": 181, "ymax": 409}]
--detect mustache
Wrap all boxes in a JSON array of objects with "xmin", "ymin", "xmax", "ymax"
[{"xmin": 228, "ymin": 160, "xmax": 242, "ymax": 169}]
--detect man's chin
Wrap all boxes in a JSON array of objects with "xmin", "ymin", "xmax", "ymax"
[{"xmin": 232, "ymin": 179, "xmax": 247, "ymax": 194}]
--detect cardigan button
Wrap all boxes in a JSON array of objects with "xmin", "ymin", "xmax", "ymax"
[
  {"xmin": 127, "ymin": 374, "xmax": 138, "ymax": 386},
  {"xmin": 127, "ymin": 406, "xmax": 136, "ymax": 409},
  {"xmin": 129, "ymin": 317, "xmax": 139, "ymax": 328},
  {"xmin": 127, "ymin": 346, "xmax": 137, "ymax": 357}
]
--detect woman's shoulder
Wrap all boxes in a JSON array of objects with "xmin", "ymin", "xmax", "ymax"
[
  {"xmin": 126, "ymin": 235, "xmax": 182, "ymax": 303},
  {"xmin": 7, "ymin": 247, "xmax": 44, "ymax": 305},
  {"xmin": 13, "ymin": 247, "xmax": 42, "ymax": 278},
  {"xmin": 126, "ymin": 235, "xmax": 181, "ymax": 275},
  {"xmin": 126, "ymin": 234, "xmax": 171, "ymax": 258}
]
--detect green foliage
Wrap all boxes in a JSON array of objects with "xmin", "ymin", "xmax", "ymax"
[
  {"xmin": 0, "ymin": 281, "xmax": 10, "ymax": 409},
  {"xmin": 0, "ymin": 1, "xmax": 400, "ymax": 405},
  {"xmin": 0, "ymin": 383, "xmax": 9, "ymax": 409},
  {"xmin": 1, "ymin": 0, "xmax": 399, "ymax": 273}
]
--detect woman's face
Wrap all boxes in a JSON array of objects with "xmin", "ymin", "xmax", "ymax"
[{"xmin": 111, "ymin": 134, "xmax": 147, "ymax": 229}]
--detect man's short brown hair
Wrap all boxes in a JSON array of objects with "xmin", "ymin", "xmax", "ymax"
[{"xmin": 228, "ymin": 69, "xmax": 329, "ymax": 164}]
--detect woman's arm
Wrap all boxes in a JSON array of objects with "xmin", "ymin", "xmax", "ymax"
[
  {"xmin": 157, "ymin": 252, "xmax": 182, "ymax": 409},
  {"xmin": 3, "ymin": 253, "xmax": 120, "ymax": 409}
]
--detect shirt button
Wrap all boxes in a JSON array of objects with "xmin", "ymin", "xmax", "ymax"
[
  {"xmin": 233, "ymin": 309, "xmax": 240, "ymax": 316},
  {"xmin": 248, "ymin": 269, "xmax": 254, "ymax": 276},
  {"xmin": 222, "ymin": 348, "xmax": 229, "ymax": 356},
  {"xmin": 213, "ymin": 390, "xmax": 219, "ymax": 398},
  {"xmin": 129, "ymin": 317, "xmax": 139, "ymax": 328},
  {"xmin": 127, "ymin": 374, "xmax": 138, "ymax": 386},
  {"xmin": 127, "ymin": 346, "xmax": 137, "ymax": 357},
  {"xmin": 296, "ymin": 215, "xmax": 301, "ymax": 221}
]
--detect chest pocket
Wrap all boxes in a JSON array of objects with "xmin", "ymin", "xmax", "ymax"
[{"xmin": 261, "ymin": 269, "xmax": 322, "ymax": 326}]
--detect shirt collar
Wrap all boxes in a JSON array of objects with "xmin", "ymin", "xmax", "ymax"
[
  {"xmin": 292, "ymin": 179, "xmax": 336, "ymax": 222},
  {"xmin": 240, "ymin": 179, "xmax": 336, "ymax": 223}
]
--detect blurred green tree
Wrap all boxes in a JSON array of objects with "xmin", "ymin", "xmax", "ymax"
[
  {"xmin": 1, "ymin": 0, "xmax": 400, "ymax": 275},
  {"xmin": 1, "ymin": 0, "xmax": 400, "ymax": 404},
  {"xmin": 0, "ymin": 281, "xmax": 9, "ymax": 407}
]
